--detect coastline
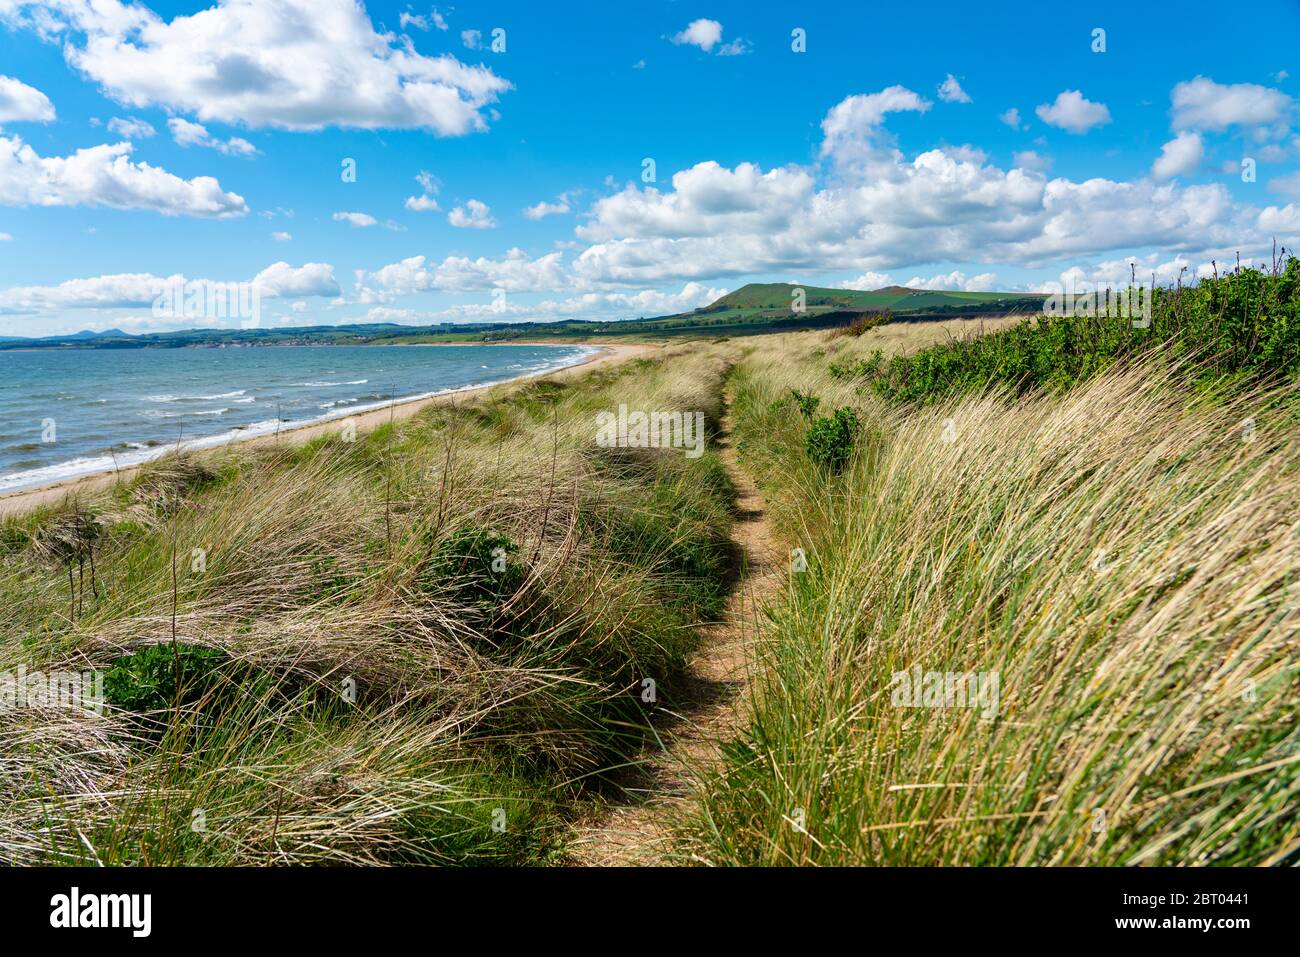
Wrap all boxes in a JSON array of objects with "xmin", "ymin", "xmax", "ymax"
[{"xmin": 0, "ymin": 342, "xmax": 654, "ymax": 517}]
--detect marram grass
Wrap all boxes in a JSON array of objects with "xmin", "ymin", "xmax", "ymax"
[
  {"xmin": 0, "ymin": 345, "xmax": 735, "ymax": 865},
  {"xmin": 678, "ymin": 331, "xmax": 1299, "ymax": 865}
]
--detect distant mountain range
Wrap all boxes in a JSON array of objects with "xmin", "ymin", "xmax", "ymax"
[
  {"xmin": 0, "ymin": 283, "xmax": 1046, "ymax": 349},
  {"xmin": 0, "ymin": 327, "xmax": 130, "ymax": 343}
]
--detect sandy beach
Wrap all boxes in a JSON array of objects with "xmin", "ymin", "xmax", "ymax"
[{"xmin": 0, "ymin": 342, "xmax": 655, "ymax": 517}]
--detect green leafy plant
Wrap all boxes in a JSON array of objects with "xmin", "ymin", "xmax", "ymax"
[
  {"xmin": 829, "ymin": 349, "xmax": 885, "ymax": 381},
  {"xmin": 427, "ymin": 524, "xmax": 525, "ymax": 604},
  {"xmin": 769, "ymin": 389, "xmax": 821, "ymax": 418},
  {"xmin": 804, "ymin": 407, "xmax": 860, "ymax": 471},
  {"xmin": 831, "ymin": 309, "xmax": 893, "ymax": 338},
  {"xmin": 857, "ymin": 257, "xmax": 1300, "ymax": 404},
  {"xmin": 791, "ymin": 390, "xmax": 821, "ymax": 418},
  {"xmin": 104, "ymin": 644, "xmax": 232, "ymax": 714}
]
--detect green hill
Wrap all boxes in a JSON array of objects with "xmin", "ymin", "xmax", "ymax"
[{"xmin": 690, "ymin": 282, "xmax": 1045, "ymax": 322}]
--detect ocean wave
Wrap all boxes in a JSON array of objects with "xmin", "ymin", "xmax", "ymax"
[
  {"xmin": 296, "ymin": 379, "xmax": 368, "ymax": 387},
  {"xmin": 141, "ymin": 407, "xmax": 228, "ymax": 418},
  {"xmin": 0, "ymin": 454, "xmax": 125, "ymax": 493},
  {"xmin": 145, "ymin": 390, "xmax": 248, "ymax": 402},
  {"xmin": 0, "ymin": 417, "xmax": 285, "ymax": 493}
]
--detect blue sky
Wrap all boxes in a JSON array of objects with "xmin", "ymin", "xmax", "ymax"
[{"xmin": 1, "ymin": 0, "xmax": 1298, "ymax": 335}]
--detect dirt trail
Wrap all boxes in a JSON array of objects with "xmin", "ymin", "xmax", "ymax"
[{"xmin": 569, "ymin": 388, "xmax": 781, "ymax": 865}]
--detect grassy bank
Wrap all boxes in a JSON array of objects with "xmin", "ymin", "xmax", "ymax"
[
  {"xmin": 0, "ymin": 346, "xmax": 736, "ymax": 864},
  {"xmin": 833, "ymin": 259, "xmax": 1300, "ymax": 403},
  {"xmin": 678, "ymin": 317, "xmax": 1300, "ymax": 865}
]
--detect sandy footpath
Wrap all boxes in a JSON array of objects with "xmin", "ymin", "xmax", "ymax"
[{"xmin": 0, "ymin": 342, "xmax": 655, "ymax": 517}]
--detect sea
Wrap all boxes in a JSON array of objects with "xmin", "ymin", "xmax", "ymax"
[{"xmin": 0, "ymin": 343, "xmax": 596, "ymax": 493}]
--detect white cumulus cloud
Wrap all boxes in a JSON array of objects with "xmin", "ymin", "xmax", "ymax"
[
  {"xmin": 252, "ymin": 261, "xmax": 339, "ymax": 298},
  {"xmin": 938, "ymin": 74, "xmax": 971, "ymax": 104},
  {"xmin": 670, "ymin": 19, "xmax": 723, "ymax": 51},
  {"xmin": 1035, "ymin": 90, "xmax": 1111, "ymax": 133},
  {"xmin": 1152, "ymin": 131, "xmax": 1203, "ymax": 180},
  {"xmin": 1013, "ymin": 150, "xmax": 1050, "ymax": 172},
  {"xmin": 1171, "ymin": 76, "xmax": 1293, "ymax": 132},
  {"xmin": 820, "ymin": 86, "xmax": 932, "ymax": 176},
  {"xmin": 106, "ymin": 116, "xmax": 154, "ymax": 139},
  {"xmin": 0, "ymin": 133, "xmax": 247, "ymax": 217},
  {"xmin": 364, "ymin": 249, "xmax": 569, "ymax": 297},
  {"xmin": 523, "ymin": 199, "xmax": 570, "ymax": 220},
  {"xmin": 905, "ymin": 270, "xmax": 999, "ymax": 291},
  {"xmin": 448, "ymin": 199, "xmax": 495, "ymax": 228},
  {"xmin": 0, "ymin": 262, "xmax": 338, "ymax": 315},
  {"xmin": 333, "ymin": 211, "xmax": 377, "ymax": 227},
  {"xmin": 1, "ymin": 0, "xmax": 512, "ymax": 136},
  {"xmin": 0, "ymin": 74, "xmax": 54, "ymax": 123},
  {"xmin": 168, "ymin": 118, "xmax": 257, "ymax": 156},
  {"xmin": 837, "ymin": 271, "xmax": 894, "ymax": 290}
]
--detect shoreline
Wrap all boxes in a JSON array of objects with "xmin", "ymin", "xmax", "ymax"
[{"xmin": 0, "ymin": 342, "xmax": 653, "ymax": 517}]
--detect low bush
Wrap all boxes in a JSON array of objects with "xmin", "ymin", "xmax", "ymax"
[{"xmin": 804, "ymin": 407, "xmax": 860, "ymax": 471}]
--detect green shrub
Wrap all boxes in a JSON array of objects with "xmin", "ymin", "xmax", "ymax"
[
  {"xmin": 804, "ymin": 407, "xmax": 860, "ymax": 471},
  {"xmin": 426, "ymin": 524, "xmax": 524, "ymax": 605},
  {"xmin": 845, "ymin": 258, "xmax": 1300, "ymax": 403},
  {"xmin": 104, "ymin": 644, "xmax": 233, "ymax": 714},
  {"xmin": 831, "ymin": 309, "xmax": 892, "ymax": 338}
]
